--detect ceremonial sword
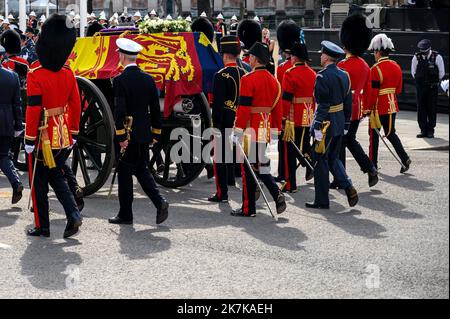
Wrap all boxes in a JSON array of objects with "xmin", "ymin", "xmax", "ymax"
[
  {"xmin": 373, "ymin": 127, "xmax": 407, "ymax": 170},
  {"xmin": 236, "ymin": 141, "xmax": 277, "ymax": 221}
]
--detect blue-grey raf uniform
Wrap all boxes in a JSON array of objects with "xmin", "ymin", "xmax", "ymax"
[{"xmin": 306, "ymin": 41, "xmax": 358, "ymax": 209}]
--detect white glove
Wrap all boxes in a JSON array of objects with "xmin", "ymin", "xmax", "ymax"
[
  {"xmin": 270, "ymin": 134, "xmax": 278, "ymax": 146},
  {"xmin": 72, "ymin": 138, "xmax": 77, "ymax": 145},
  {"xmin": 344, "ymin": 129, "xmax": 349, "ymax": 136},
  {"xmin": 14, "ymin": 130, "xmax": 24, "ymax": 138},
  {"xmin": 25, "ymin": 145, "xmax": 35, "ymax": 154},
  {"xmin": 314, "ymin": 129, "xmax": 323, "ymax": 142},
  {"xmin": 230, "ymin": 132, "xmax": 241, "ymax": 145}
]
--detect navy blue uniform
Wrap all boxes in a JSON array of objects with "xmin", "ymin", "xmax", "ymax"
[
  {"xmin": 311, "ymin": 63, "xmax": 353, "ymax": 206},
  {"xmin": 0, "ymin": 64, "xmax": 22, "ymax": 191},
  {"xmin": 211, "ymin": 63, "xmax": 245, "ymax": 200},
  {"xmin": 113, "ymin": 65, "xmax": 165, "ymax": 222}
]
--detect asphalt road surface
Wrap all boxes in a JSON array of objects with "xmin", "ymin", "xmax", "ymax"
[{"xmin": 0, "ymin": 110, "xmax": 449, "ymax": 299}]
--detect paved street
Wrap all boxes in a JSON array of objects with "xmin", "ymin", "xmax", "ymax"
[{"xmin": 0, "ymin": 111, "xmax": 448, "ymax": 299}]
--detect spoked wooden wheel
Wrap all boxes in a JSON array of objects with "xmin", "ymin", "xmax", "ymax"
[
  {"xmin": 71, "ymin": 77, "xmax": 115, "ymax": 196},
  {"xmin": 149, "ymin": 93, "xmax": 211, "ymax": 188}
]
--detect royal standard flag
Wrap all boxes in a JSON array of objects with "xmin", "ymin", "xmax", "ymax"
[{"xmin": 68, "ymin": 32, "xmax": 223, "ymax": 117}]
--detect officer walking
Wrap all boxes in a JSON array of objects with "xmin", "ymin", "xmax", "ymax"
[
  {"xmin": 306, "ymin": 41, "xmax": 358, "ymax": 210},
  {"xmin": 0, "ymin": 45, "xmax": 24, "ymax": 205},
  {"xmin": 368, "ymin": 34, "xmax": 411, "ymax": 173},
  {"xmin": 24, "ymin": 14, "xmax": 82, "ymax": 238},
  {"xmin": 108, "ymin": 38, "xmax": 169, "ymax": 225},
  {"xmin": 411, "ymin": 39, "xmax": 446, "ymax": 138},
  {"xmin": 281, "ymin": 41, "xmax": 316, "ymax": 192},
  {"xmin": 208, "ymin": 36, "xmax": 246, "ymax": 202},
  {"xmin": 231, "ymin": 42, "xmax": 287, "ymax": 217},
  {"xmin": 275, "ymin": 19, "xmax": 299, "ymax": 183},
  {"xmin": 334, "ymin": 13, "xmax": 379, "ymax": 189}
]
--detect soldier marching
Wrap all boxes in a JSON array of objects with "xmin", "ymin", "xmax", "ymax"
[{"xmin": 0, "ymin": 12, "xmax": 427, "ymax": 241}]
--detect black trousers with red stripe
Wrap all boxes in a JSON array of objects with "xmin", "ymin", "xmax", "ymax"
[
  {"xmin": 30, "ymin": 149, "xmax": 81, "ymax": 231},
  {"xmin": 369, "ymin": 113, "xmax": 410, "ymax": 169},
  {"xmin": 241, "ymin": 142, "xmax": 280, "ymax": 215},
  {"xmin": 284, "ymin": 127, "xmax": 312, "ymax": 191},
  {"xmin": 213, "ymin": 130, "xmax": 235, "ymax": 199}
]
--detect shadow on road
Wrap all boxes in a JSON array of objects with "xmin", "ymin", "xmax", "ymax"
[
  {"xmin": 379, "ymin": 173, "xmax": 434, "ymax": 192},
  {"xmin": 357, "ymin": 190, "xmax": 424, "ymax": 220},
  {"xmin": 0, "ymin": 207, "xmax": 21, "ymax": 228},
  {"xmin": 110, "ymin": 225, "xmax": 171, "ymax": 260},
  {"xmin": 20, "ymin": 233, "xmax": 82, "ymax": 291}
]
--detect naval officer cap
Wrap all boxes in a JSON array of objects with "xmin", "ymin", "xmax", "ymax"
[
  {"xmin": 319, "ymin": 40, "xmax": 345, "ymax": 59},
  {"xmin": 116, "ymin": 38, "xmax": 143, "ymax": 55}
]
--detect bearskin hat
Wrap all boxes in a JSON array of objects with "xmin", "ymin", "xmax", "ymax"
[
  {"xmin": 36, "ymin": 14, "xmax": 77, "ymax": 72},
  {"xmin": 237, "ymin": 19, "xmax": 262, "ymax": 50},
  {"xmin": 191, "ymin": 17, "xmax": 214, "ymax": 43},
  {"xmin": 340, "ymin": 13, "xmax": 372, "ymax": 56},
  {"xmin": 86, "ymin": 21, "xmax": 104, "ymax": 37},
  {"xmin": 0, "ymin": 29, "xmax": 21, "ymax": 54},
  {"xmin": 276, "ymin": 19, "xmax": 301, "ymax": 52}
]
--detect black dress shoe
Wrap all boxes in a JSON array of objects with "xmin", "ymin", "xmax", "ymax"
[
  {"xmin": 305, "ymin": 202, "xmax": 329, "ymax": 209},
  {"xmin": 345, "ymin": 186, "xmax": 359, "ymax": 207},
  {"xmin": 63, "ymin": 218, "xmax": 82, "ymax": 238},
  {"xmin": 400, "ymin": 158, "xmax": 412, "ymax": 174},
  {"xmin": 281, "ymin": 185, "xmax": 297, "ymax": 193},
  {"xmin": 427, "ymin": 133, "xmax": 435, "ymax": 138},
  {"xmin": 12, "ymin": 183, "xmax": 23, "ymax": 205},
  {"xmin": 416, "ymin": 132, "xmax": 427, "ymax": 138},
  {"xmin": 368, "ymin": 171, "xmax": 379, "ymax": 187},
  {"xmin": 108, "ymin": 216, "xmax": 133, "ymax": 225},
  {"xmin": 27, "ymin": 227, "xmax": 50, "ymax": 237},
  {"xmin": 156, "ymin": 200, "xmax": 169, "ymax": 225},
  {"xmin": 230, "ymin": 208, "xmax": 255, "ymax": 217},
  {"xmin": 208, "ymin": 194, "xmax": 228, "ymax": 203},
  {"xmin": 276, "ymin": 194, "xmax": 287, "ymax": 214}
]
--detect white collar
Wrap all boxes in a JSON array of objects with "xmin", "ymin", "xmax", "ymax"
[{"xmin": 124, "ymin": 63, "xmax": 138, "ymax": 69}]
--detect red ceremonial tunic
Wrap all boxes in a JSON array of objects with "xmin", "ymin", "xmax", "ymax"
[
  {"xmin": 235, "ymin": 66, "xmax": 283, "ymax": 142},
  {"xmin": 369, "ymin": 56, "xmax": 403, "ymax": 116},
  {"xmin": 276, "ymin": 57, "xmax": 292, "ymax": 88},
  {"xmin": 281, "ymin": 62, "xmax": 316, "ymax": 127},
  {"xmin": 1, "ymin": 55, "xmax": 29, "ymax": 71},
  {"xmin": 25, "ymin": 62, "xmax": 81, "ymax": 149},
  {"xmin": 338, "ymin": 55, "xmax": 372, "ymax": 121}
]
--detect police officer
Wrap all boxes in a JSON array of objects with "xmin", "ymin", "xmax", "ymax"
[
  {"xmin": 306, "ymin": 41, "xmax": 358, "ymax": 210},
  {"xmin": 231, "ymin": 42, "xmax": 287, "ymax": 217},
  {"xmin": 0, "ymin": 44, "xmax": 24, "ymax": 205},
  {"xmin": 368, "ymin": 34, "xmax": 411, "ymax": 173},
  {"xmin": 411, "ymin": 39, "xmax": 446, "ymax": 138},
  {"xmin": 208, "ymin": 36, "xmax": 246, "ymax": 202},
  {"xmin": 108, "ymin": 38, "xmax": 169, "ymax": 225},
  {"xmin": 334, "ymin": 13, "xmax": 378, "ymax": 189},
  {"xmin": 24, "ymin": 14, "xmax": 82, "ymax": 238},
  {"xmin": 281, "ymin": 41, "xmax": 316, "ymax": 193}
]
